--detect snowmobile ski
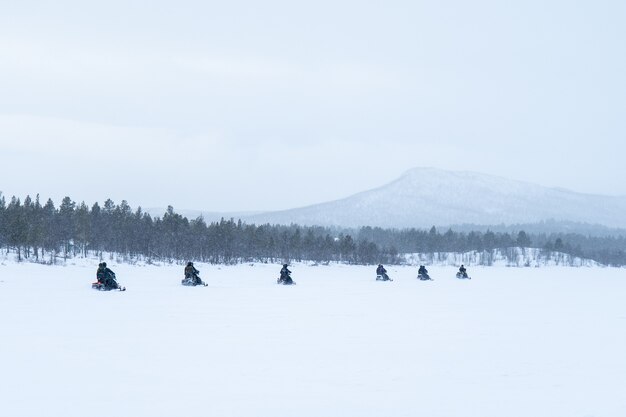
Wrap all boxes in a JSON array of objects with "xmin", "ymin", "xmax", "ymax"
[
  {"xmin": 181, "ymin": 277, "xmax": 208, "ymax": 287},
  {"xmin": 92, "ymin": 282, "xmax": 126, "ymax": 291}
]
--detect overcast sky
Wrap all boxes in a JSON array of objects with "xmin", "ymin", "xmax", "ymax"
[{"xmin": 1, "ymin": 0, "xmax": 625, "ymax": 212}]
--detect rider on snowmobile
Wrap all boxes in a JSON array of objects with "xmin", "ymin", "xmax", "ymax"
[
  {"xmin": 418, "ymin": 265, "xmax": 429, "ymax": 279},
  {"xmin": 185, "ymin": 261, "xmax": 201, "ymax": 285},
  {"xmin": 278, "ymin": 264, "xmax": 293, "ymax": 284},
  {"xmin": 376, "ymin": 264, "xmax": 390, "ymax": 281},
  {"xmin": 97, "ymin": 262, "xmax": 118, "ymax": 289},
  {"xmin": 96, "ymin": 263, "xmax": 106, "ymax": 284},
  {"xmin": 458, "ymin": 264, "xmax": 467, "ymax": 278}
]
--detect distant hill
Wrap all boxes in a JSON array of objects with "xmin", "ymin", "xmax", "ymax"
[{"xmin": 237, "ymin": 167, "xmax": 626, "ymax": 230}]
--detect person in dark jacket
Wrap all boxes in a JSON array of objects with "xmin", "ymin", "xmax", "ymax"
[
  {"xmin": 278, "ymin": 264, "xmax": 294, "ymax": 284},
  {"xmin": 418, "ymin": 265, "xmax": 430, "ymax": 280},
  {"xmin": 96, "ymin": 263, "xmax": 106, "ymax": 284},
  {"xmin": 376, "ymin": 264, "xmax": 391, "ymax": 281},
  {"xmin": 184, "ymin": 262, "xmax": 201, "ymax": 285},
  {"xmin": 458, "ymin": 264, "xmax": 468, "ymax": 278},
  {"xmin": 99, "ymin": 262, "xmax": 118, "ymax": 289}
]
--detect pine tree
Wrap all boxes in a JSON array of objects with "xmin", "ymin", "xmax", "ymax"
[
  {"xmin": 0, "ymin": 192, "xmax": 6, "ymax": 253},
  {"xmin": 6, "ymin": 197, "xmax": 26, "ymax": 260},
  {"xmin": 41, "ymin": 199, "xmax": 57, "ymax": 262},
  {"xmin": 516, "ymin": 231, "xmax": 531, "ymax": 247},
  {"xmin": 58, "ymin": 197, "xmax": 76, "ymax": 259}
]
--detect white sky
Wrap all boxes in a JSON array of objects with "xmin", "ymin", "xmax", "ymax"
[{"xmin": 1, "ymin": 0, "xmax": 625, "ymax": 211}]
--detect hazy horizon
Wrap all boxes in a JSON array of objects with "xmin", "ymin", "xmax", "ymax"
[{"xmin": 2, "ymin": 166, "xmax": 626, "ymax": 217}]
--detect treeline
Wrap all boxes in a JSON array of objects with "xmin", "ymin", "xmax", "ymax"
[
  {"xmin": 355, "ymin": 226, "xmax": 626, "ymax": 266},
  {"xmin": 0, "ymin": 194, "xmax": 393, "ymax": 264},
  {"xmin": 1, "ymin": 193, "xmax": 625, "ymax": 266}
]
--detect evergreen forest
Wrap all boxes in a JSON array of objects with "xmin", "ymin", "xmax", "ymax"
[{"xmin": 1, "ymin": 193, "xmax": 625, "ymax": 266}]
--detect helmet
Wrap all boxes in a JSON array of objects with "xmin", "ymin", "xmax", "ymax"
[
  {"xmin": 283, "ymin": 264, "xmax": 288, "ymax": 268},
  {"xmin": 187, "ymin": 262, "xmax": 193, "ymax": 267},
  {"xmin": 102, "ymin": 262, "xmax": 107, "ymax": 267},
  {"xmin": 98, "ymin": 263, "xmax": 102, "ymax": 268}
]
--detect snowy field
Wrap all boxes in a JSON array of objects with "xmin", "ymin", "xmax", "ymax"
[{"xmin": 1, "ymin": 261, "xmax": 625, "ymax": 417}]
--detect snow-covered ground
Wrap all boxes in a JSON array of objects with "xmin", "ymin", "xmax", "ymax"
[{"xmin": 1, "ymin": 260, "xmax": 625, "ymax": 417}]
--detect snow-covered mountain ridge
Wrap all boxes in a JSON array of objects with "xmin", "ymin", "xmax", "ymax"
[{"xmin": 240, "ymin": 167, "xmax": 626, "ymax": 229}]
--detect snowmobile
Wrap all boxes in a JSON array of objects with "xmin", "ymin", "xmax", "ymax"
[
  {"xmin": 181, "ymin": 275, "xmax": 208, "ymax": 287},
  {"xmin": 92, "ymin": 272, "xmax": 125, "ymax": 291},
  {"xmin": 277, "ymin": 274, "xmax": 296, "ymax": 285},
  {"xmin": 456, "ymin": 271, "xmax": 471, "ymax": 279},
  {"xmin": 417, "ymin": 273, "xmax": 433, "ymax": 281},
  {"xmin": 376, "ymin": 273, "xmax": 392, "ymax": 281}
]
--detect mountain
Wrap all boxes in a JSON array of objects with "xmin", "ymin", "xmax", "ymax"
[{"xmin": 238, "ymin": 167, "xmax": 626, "ymax": 229}]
